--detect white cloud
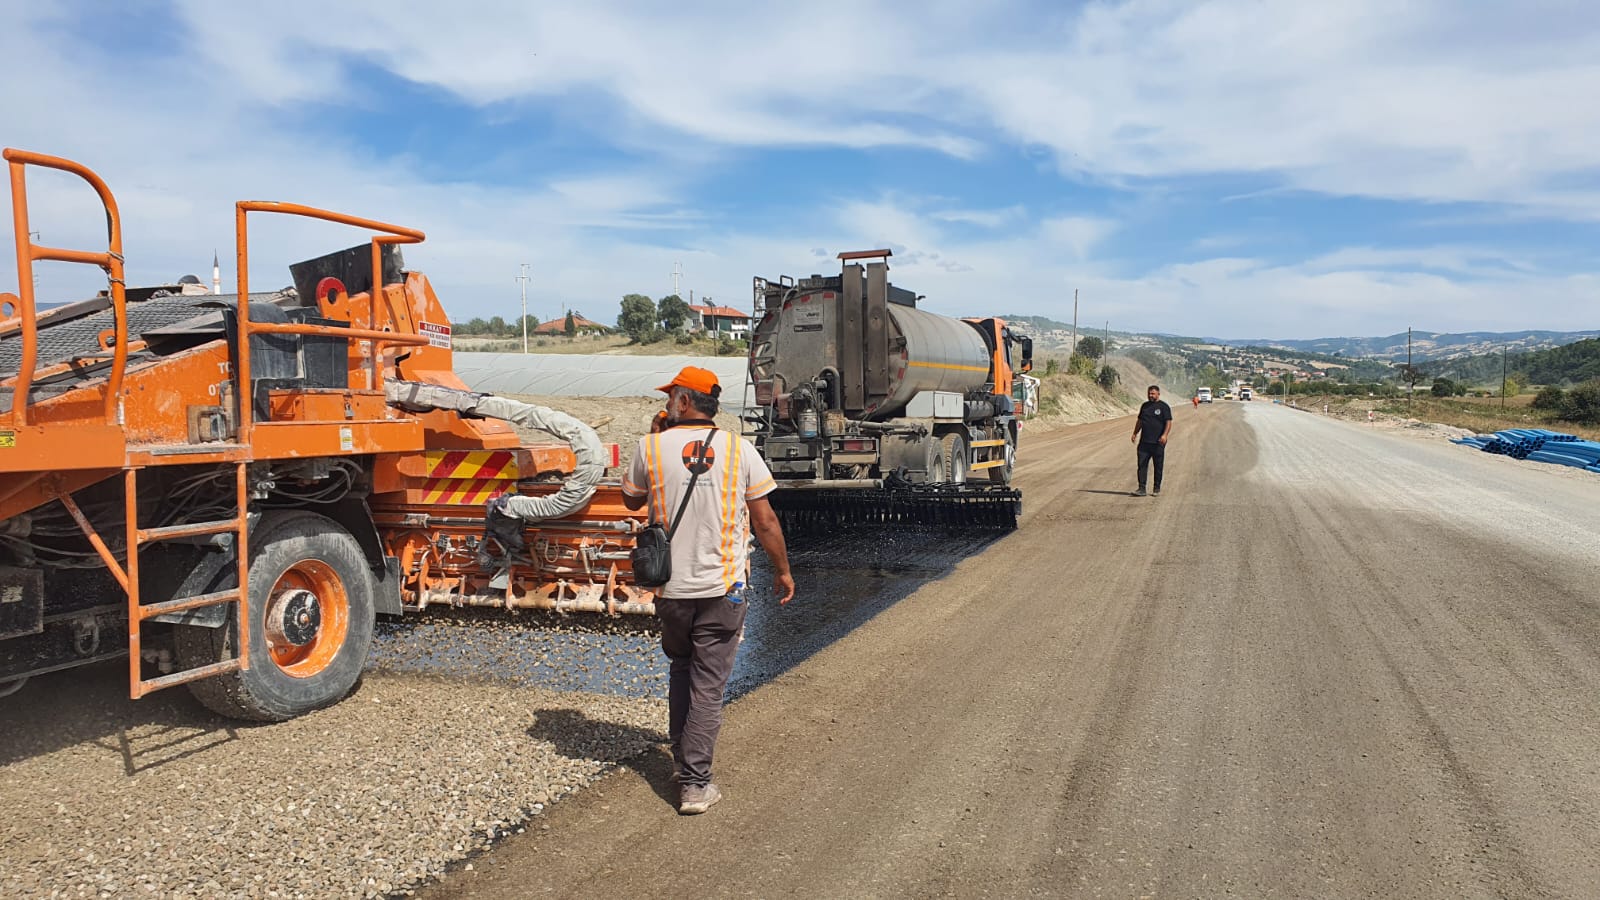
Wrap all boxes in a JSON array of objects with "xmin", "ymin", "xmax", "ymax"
[
  {"xmin": 2, "ymin": 1, "xmax": 1599, "ymax": 341},
  {"xmin": 929, "ymin": 206, "xmax": 1027, "ymax": 229},
  {"xmin": 1038, "ymin": 216, "xmax": 1119, "ymax": 260},
  {"xmin": 147, "ymin": 0, "xmax": 1600, "ymax": 213}
]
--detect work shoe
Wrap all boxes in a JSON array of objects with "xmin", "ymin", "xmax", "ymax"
[
  {"xmin": 1133, "ymin": 487, "xmax": 1147, "ymax": 497},
  {"xmin": 678, "ymin": 783, "xmax": 723, "ymax": 815},
  {"xmin": 1152, "ymin": 488, "xmax": 1162, "ymax": 496}
]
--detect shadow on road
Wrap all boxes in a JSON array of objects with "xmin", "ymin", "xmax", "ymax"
[
  {"xmin": 525, "ymin": 707, "xmax": 676, "ymax": 810},
  {"xmin": 0, "ymin": 660, "xmax": 264, "ymax": 770}
]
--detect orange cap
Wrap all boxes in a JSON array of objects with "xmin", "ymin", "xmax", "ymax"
[{"xmin": 656, "ymin": 365, "xmax": 721, "ymax": 396}]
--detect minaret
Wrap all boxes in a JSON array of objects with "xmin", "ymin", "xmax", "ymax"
[{"xmin": 212, "ymin": 251, "xmax": 221, "ymax": 295}]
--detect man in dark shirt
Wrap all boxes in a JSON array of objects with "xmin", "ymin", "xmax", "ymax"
[{"xmin": 1131, "ymin": 385, "xmax": 1173, "ymax": 496}]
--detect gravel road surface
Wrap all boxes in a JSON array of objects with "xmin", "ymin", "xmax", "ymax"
[
  {"xmin": 433, "ymin": 401, "xmax": 1600, "ymax": 898},
  {"xmin": 0, "ymin": 666, "xmax": 665, "ymax": 898}
]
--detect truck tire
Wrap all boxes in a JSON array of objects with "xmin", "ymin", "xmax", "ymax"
[
  {"xmin": 176, "ymin": 510, "xmax": 376, "ymax": 722},
  {"xmin": 940, "ymin": 433, "xmax": 968, "ymax": 484},
  {"xmin": 988, "ymin": 431, "xmax": 1016, "ymax": 485}
]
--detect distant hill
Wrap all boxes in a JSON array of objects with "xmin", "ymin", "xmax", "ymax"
[
  {"xmin": 1002, "ymin": 314, "xmax": 1075, "ymax": 332},
  {"xmin": 1520, "ymin": 338, "xmax": 1600, "ymax": 384},
  {"xmin": 1213, "ymin": 330, "xmax": 1600, "ymax": 362}
]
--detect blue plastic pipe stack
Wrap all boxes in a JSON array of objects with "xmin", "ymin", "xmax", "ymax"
[{"xmin": 1451, "ymin": 428, "xmax": 1600, "ymax": 473}]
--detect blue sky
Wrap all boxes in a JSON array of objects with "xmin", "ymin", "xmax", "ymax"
[{"xmin": 3, "ymin": 1, "xmax": 1599, "ymax": 339}]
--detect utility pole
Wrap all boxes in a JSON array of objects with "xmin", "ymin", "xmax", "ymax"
[
  {"xmin": 1501, "ymin": 345, "xmax": 1508, "ymax": 409},
  {"xmin": 1070, "ymin": 288, "xmax": 1079, "ymax": 358},
  {"xmin": 1407, "ymin": 326, "xmax": 1413, "ymax": 413},
  {"xmin": 672, "ymin": 261, "xmax": 683, "ymax": 299},
  {"xmin": 516, "ymin": 263, "xmax": 531, "ymax": 353}
]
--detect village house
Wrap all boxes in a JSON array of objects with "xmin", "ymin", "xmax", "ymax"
[
  {"xmin": 688, "ymin": 303, "xmax": 751, "ymax": 336},
  {"xmin": 532, "ymin": 312, "xmax": 608, "ymax": 336}
]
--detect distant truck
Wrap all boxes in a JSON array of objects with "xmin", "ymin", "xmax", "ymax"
[
  {"xmin": 1197, "ymin": 387, "xmax": 1213, "ymax": 403},
  {"xmin": 1240, "ymin": 387, "xmax": 1253, "ymax": 401}
]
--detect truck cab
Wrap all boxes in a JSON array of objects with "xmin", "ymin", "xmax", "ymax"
[{"xmin": 1197, "ymin": 387, "xmax": 1213, "ymax": 403}]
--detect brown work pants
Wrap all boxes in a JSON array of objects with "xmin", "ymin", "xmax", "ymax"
[{"xmin": 658, "ymin": 593, "xmax": 747, "ymax": 789}]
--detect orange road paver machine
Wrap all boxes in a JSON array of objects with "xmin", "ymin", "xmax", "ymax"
[{"xmin": 0, "ymin": 150, "xmax": 654, "ymax": 720}]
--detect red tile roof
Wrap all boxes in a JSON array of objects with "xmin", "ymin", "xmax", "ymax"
[
  {"xmin": 532, "ymin": 314, "xmax": 606, "ymax": 334},
  {"xmin": 689, "ymin": 304, "xmax": 749, "ymax": 319}
]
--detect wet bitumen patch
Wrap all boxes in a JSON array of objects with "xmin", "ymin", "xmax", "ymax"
[{"xmin": 367, "ymin": 528, "xmax": 1005, "ymax": 702}]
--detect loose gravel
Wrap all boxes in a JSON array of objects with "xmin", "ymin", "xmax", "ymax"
[{"xmin": 0, "ymin": 667, "xmax": 664, "ymax": 898}]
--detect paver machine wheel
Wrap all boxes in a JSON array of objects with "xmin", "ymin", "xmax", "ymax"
[{"xmin": 176, "ymin": 511, "xmax": 376, "ymax": 722}]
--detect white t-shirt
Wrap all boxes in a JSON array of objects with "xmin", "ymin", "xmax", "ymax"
[{"xmin": 623, "ymin": 424, "xmax": 777, "ymax": 599}]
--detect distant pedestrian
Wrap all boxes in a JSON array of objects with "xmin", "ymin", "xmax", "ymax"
[
  {"xmin": 1192, "ymin": 395, "xmax": 1200, "ymax": 409},
  {"xmin": 1131, "ymin": 384, "xmax": 1172, "ymax": 497},
  {"xmin": 622, "ymin": 365, "xmax": 796, "ymax": 815}
]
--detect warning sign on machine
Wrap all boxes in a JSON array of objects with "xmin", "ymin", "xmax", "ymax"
[{"xmin": 420, "ymin": 322, "xmax": 452, "ymax": 349}]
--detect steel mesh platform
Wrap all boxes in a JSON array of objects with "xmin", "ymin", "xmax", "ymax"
[{"xmin": 0, "ymin": 291, "xmax": 284, "ymax": 412}]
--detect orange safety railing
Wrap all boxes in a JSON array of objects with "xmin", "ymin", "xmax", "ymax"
[
  {"xmin": 3, "ymin": 149, "xmax": 130, "ymax": 427},
  {"xmin": 233, "ymin": 201, "xmax": 431, "ymax": 438}
]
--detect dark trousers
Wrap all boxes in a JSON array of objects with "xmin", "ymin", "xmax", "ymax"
[
  {"xmin": 1137, "ymin": 442, "xmax": 1165, "ymax": 490},
  {"xmin": 658, "ymin": 594, "xmax": 747, "ymax": 788}
]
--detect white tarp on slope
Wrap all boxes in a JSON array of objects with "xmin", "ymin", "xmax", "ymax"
[{"xmin": 453, "ymin": 353, "xmax": 752, "ymax": 408}]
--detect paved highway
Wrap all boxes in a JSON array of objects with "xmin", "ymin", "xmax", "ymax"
[{"xmin": 433, "ymin": 401, "xmax": 1600, "ymax": 899}]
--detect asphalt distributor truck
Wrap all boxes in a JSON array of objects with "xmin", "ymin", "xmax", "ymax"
[{"xmin": 746, "ymin": 250, "xmax": 1031, "ymax": 532}]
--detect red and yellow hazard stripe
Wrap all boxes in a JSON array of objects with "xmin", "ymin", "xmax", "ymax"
[{"xmin": 419, "ymin": 450, "xmax": 519, "ymax": 505}]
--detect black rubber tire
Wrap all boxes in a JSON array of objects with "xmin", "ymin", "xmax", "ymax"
[
  {"xmin": 940, "ymin": 433, "xmax": 968, "ymax": 484},
  {"xmin": 922, "ymin": 438, "xmax": 943, "ymax": 485},
  {"xmin": 177, "ymin": 510, "xmax": 376, "ymax": 722},
  {"xmin": 988, "ymin": 430, "xmax": 1016, "ymax": 485}
]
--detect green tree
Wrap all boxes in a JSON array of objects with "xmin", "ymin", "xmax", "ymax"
[
  {"xmin": 1430, "ymin": 377, "xmax": 1455, "ymax": 398},
  {"xmin": 519, "ymin": 314, "xmax": 539, "ymax": 335},
  {"xmin": 1502, "ymin": 376, "xmax": 1522, "ymax": 399},
  {"xmin": 1096, "ymin": 364, "xmax": 1120, "ymax": 390},
  {"xmin": 1043, "ymin": 357, "xmax": 1060, "ymax": 377},
  {"xmin": 1075, "ymin": 336, "xmax": 1104, "ymax": 360},
  {"xmin": 487, "ymin": 315, "xmax": 508, "ymax": 336},
  {"xmin": 563, "ymin": 310, "xmax": 577, "ymax": 339},
  {"xmin": 1532, "ymin": 385, "xmax": 1565, "ymax": 410},
  {"xmin": 658, "ymin": 294, "xmax": 691, "ymax": 331},
  {"xmin": 1558, "ymin": 379, "xmax": 1600, "ymax": 424},
  {"xmin": 617, "ymin": 294, "xmax": 657, "ymax": 342},
  {"xmin": 1068, "ymin": 353, "xmax": 1097, "ymax": 378},
  {"xmin": 1396, "ymin": 363, "xmax": 1428, "ymax": 396},
  {"xmin": 459, "ymin": 317, "xmax": 489, "ymax": 334}
]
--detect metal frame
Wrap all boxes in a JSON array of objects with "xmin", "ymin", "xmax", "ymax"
[{"xmin": 3, "ymin": 150, "xmax": 434, "ymax": 699}]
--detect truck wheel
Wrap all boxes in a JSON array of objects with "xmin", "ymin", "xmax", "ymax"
[
  {"xmin": 177, "ymin": 510, "xmax": 376, "ymax": 722},
  {"xmin": 988, "ymin": 433, "xmax": 1016, "ymax": 485},
  {"xmin": 940, "ymin": 433, "xmax": 968, "ymax": 484}
]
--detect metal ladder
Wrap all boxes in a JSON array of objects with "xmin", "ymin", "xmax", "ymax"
[{"xmin": 53, "ymin": 463, "xmax": 252, "ymax": 697}]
